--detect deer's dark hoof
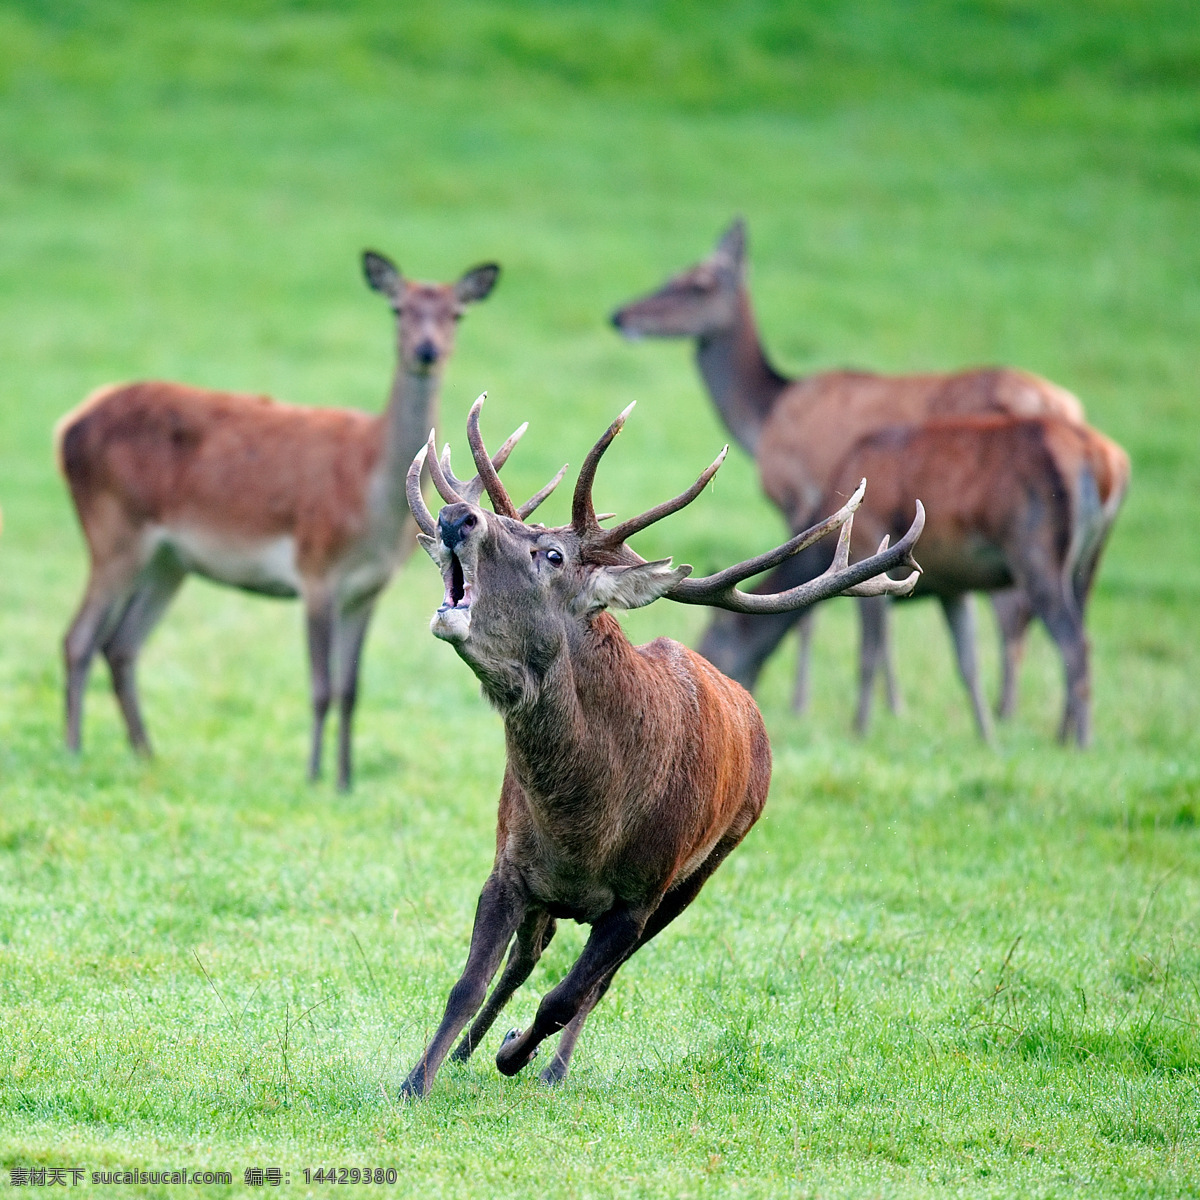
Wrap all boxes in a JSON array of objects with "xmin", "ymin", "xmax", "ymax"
[{"xmin": 538, "ymin": 1060, "xmax": 568, "ymax": 1087}]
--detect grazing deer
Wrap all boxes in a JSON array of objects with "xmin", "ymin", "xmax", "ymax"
[
  {"xmin": 611, "ymin": 218, "xmax": 1086, "ymax": 723},
  {"xmin": 56, "ymin": 250, "xmax": 499, "ymax": 789},
  {"xmin": 397, "ymin": 395, "xmax": 923, "ymax": 1096},
  {"xmin": 701, "ymin": 415, "xmax": 1129, "ymax": 746}
]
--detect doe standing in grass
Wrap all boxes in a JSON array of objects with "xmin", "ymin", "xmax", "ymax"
[
  {"xmin": 611, "ymin": 218, "xmax": 1089, "ymax": 730},
  {"xmin": 398, "ymin": 394, "xmax": 923, "ymax": 1096},
  {"xmin": 56, "ymin": 250, "xmax": 499, "ymax": 789}
]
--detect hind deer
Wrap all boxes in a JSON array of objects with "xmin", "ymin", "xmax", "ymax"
[
  {"xmin": 57, "ymin": 250, "xmax": 499, "ymax": 789},
  {"xmin": 700, "ymin": 414, "xmax": 1128, "ymax": 745},
  {"xmin": 397, "ymin": 394, "xmax": 923, "ymax": 1097},
  {"xmin": 611, "ymin": 218, "xmax": 1087, "ymax": 728}
]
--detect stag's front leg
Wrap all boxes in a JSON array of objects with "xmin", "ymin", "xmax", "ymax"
[
  {"xmin": 400, "ymin": 871, "xmax": 526, "ymax": 1099},
  {"xmin": 495, "ymin": 905, "xmax": 646, "ymax": 1077},
  {"xmin": 451, "ymin": 909, "xmax": 555, "ymax": 1064}
]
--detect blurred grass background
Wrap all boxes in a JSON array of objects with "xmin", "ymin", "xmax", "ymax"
[{"xmin": 1, "ymin": 2, "xmax": 1198, "ymax": 1196}]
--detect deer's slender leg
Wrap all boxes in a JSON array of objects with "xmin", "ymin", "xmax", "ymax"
[
  {"xmin": 538, "ymin": 831, "xmax": 744, "ymax": 1086},
  {"xmin": 990, "ymin": 588, "xmax": 1033, "ymax": 720},
  {"xmin": 101, "ymin": 558, "xmax": 186, "ymax": 755},
  {"xmin": 941, "ymin": 593, "xmax": 994, "ymax": 743},
  {"xmin": 305, "ymin": 594, "xmax": 334, "ymax": 782},
  {"xmin": 1027, "ymin": 587, "xmax": 1090, "ymax": 747},
  {"xmin": 64, "ymin": 560, "xmax": 141, "ymax": 753},
  {"xmin": 880, "ymin": 600, "xmax": 903, "ymax": 715},
  {"xmin": 791, "ymin": 609, "xmax": 815, "ymax": 714},
  {"xmin": 400, "ymin": 871, "xmax": 527, "ymax": 1099},
  {"xmin": 331, "ymin": 598, "xmax": 377, "ymax": 792},
  {"xmin": 854, "ymin": 595, "xmax": 889, "ymax": 735},
  {"xmin": 495, "ymin": 905, "xmax": 646, "ymax": 1077},
  {"xmin": 451, "ymin": 910, "xmax": 555, "ymax": 1064}
]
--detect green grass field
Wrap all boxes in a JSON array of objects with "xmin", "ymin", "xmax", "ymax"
[{"xmin": 2, "ymin": 2, "xmax": 1199, "ymax": 1195}]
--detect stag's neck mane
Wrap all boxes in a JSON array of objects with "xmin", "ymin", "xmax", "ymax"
[
  {"xmin": 495, "ymin": 612, "xmax": 676, "ymax": 813},
  {"xmin": 695, "ymin": 286, "xmax": 790, "ymax": 457}
]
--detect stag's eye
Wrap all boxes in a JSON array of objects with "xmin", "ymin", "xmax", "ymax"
[{"xmin": 545, "ymin": 549, "xmax": 564, "ymax": 567}]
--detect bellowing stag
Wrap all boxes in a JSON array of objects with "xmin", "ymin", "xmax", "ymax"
[{"xmin": 398, "ymin": 395, "xmax": 923, "ymax": 1096}]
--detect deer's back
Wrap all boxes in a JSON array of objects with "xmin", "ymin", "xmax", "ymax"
[
  {"xmin": 757, "ymin": 366, "xmax": 1084, "ymax": 525},
  {"xmin": 835, "ymin": 416, "xmax": 1124, "ymax": 591},
  {"xmin": 57, "ymin": 381, "xmax": 382, "ymax": 561}
]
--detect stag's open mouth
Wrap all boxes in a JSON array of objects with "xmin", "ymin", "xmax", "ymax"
[
  {"xmin": 431, "ymin": 547, "xmax": 475, "ymax": 643},
  {"xmin": 440, "ymin": 550, "xmax": 474, "ymax": 611}
]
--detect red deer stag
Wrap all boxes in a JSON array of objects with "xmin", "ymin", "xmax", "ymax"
[
  {"xmin": 611, "ymin": 218, "xmax": 1086, "ymax": 725},
  {"xmin": 397, "ymin": 395, "xmax": 923, "ymax": 1096},
  {"xmin": 56, "ymin": 250, "xmax": 499, "ymax": 789},
  {"xmin": 700, "ymin": 415, "xmax": 1128, "ymax": 746}
]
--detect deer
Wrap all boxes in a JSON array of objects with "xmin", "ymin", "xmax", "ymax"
[
  {"xmin": 611, "ymin": 217, "xmax": 1087, "ymax": 727},
  {"xmin": 56, "ymin": 249, "xmax": 500, "ymax": 790},
  {"xmin": 396, "ymin": 394, "xmax": 924, "ymax": 1097},
  {"xmin": 700, "ymin": 414, "xmax": 1129, "ymax": 746}
]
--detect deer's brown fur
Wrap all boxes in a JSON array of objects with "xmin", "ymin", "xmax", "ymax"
[
  {"xmin": 701, "ymin": 415, "xmax": 1129, "ymax": 745},
  {"xmin": 57, "ymin": 252, "xmax": 499, "ymax": 787},
  {"xmin": 612, "ymin": 218, "xmax": 1087, "ymax": 722}
]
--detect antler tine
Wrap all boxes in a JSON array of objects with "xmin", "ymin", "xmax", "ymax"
[
  {"xmin": 425, "ymin": 429, "xmax": 465, "ymax": 505},
  {"xmin": 668, "ymin": 487, "xmax": 925, "ymax": 614},
  {"xmin": 466, "ymin": 393, "xmax": 520, "ymax": 519},
  {"xmin": 518, "ymin": 463, "xmax": 569, "ymax": 521},
  {"xmin": 406, "ymin": 441, "xmax": 438, "ymax": 537},
  {"xmin": 571, "ymin": 402, "xmax": 636, "ymax": 532},
  {"xmin": 596, "ymin": 446, "xmax": 728, "ymax": 549},
  {"xmin": 440, "ymin": 420, "xmax": 528, "ymax": 504}
]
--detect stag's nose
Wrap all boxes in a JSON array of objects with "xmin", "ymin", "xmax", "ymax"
[
  {"xmin": 415, "ymin": 339, "xmax": 440, "ymax": 367},
  {"xmin": 438, "ymin": 504, "xmax": 478, "ymax": 552}
]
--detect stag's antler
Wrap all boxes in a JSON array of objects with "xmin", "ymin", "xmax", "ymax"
[
  {"xmin": 666, "ymin": 481, "xmax": 924, "ymax": 613},
  {"xmin": 407, "ymin": 394, "xmax": 567, "ymax": 536},
  {"xmin": 568, "ymin": 406, "xmax": 924, "ymax": 612}
]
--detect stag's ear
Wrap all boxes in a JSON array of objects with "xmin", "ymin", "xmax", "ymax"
[
  {"xmin": 712, "ymin": 218, "xmax": 746, "ymax": 270},
  {"xmin": 363, "ymin": 250, "xmax": 404, "ymax": 299},
  {"xmin": 581, "ymin": 559, "xmax": 693, "ymax": 612},
  {"xmin": 455, "ymin": 263, "xmax": 500, "ymax": 304},
  {"xmin": 417, "ymin": 533, "xmax": 441, "ymax": 562}
]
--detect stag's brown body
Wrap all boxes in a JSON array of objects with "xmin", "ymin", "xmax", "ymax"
[
  {"xmin": 612, "ymin": 219, "xmax": 1087, "ymax": 722},
  {"xmin": 495, "ymin": 616, "xmax": 770, "ymax": 922},
  {"xmin": 57, "ymin": 252, "xmax": 499, "ymax": 788},
  {"xmin": 397, "ymin": 398, "xmax": 922, "ymax": 1097}
]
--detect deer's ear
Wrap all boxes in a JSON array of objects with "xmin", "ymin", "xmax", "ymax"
[
  {"xmin": 455, "ymin": 263, "xmax": 500, "ymax": 304},
  {"xmin": 363, "ymin": 250, "xmax": 404, "ymax": 299},
  {"xmin": 713, "ymin": 218, "xmax": 746, "ymax": 269},
  {"xmin": 581, "ymin": 559, "xmax": 693, "ymax": 612}
]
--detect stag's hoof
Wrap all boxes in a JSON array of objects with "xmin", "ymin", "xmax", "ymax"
[
  {"xmin": 496, "ymin": 1028, "xmax": 538, "ymax": 1075},
  {"xmin": 538, "ymin": 1060, "xmax": 568, "ymax": 1087},
  {"xmin": 398, "ymin": 1075, "xmax": 425, "ymax": 1101}
]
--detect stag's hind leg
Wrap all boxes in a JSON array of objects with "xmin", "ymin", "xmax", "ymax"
[
  {"xmin": 791, "ymin": 609, "xmax": 815, "ymax": 714},
  {"xmin": 101, "ymin": 556, "xmax": 186, "ymax": 755},
  {"xmin": 853, "ymin": 596, "xmax": 890, "ymax": 734},
  {"xmin": 533, "ymin": 833, "xmax": 745, "ymax": 1087}
]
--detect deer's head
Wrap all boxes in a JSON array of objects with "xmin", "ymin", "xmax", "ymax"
[
  {"xmin": 363, "ymin": 250, "xmax": 500, "ymax": 376},
  {"xmin": 409, "ymin": 396, "xmax": 924, "ymax": 710},
  {"xmin": 611, "ymin": 218, "xmax": 746, "ymax": 340}
]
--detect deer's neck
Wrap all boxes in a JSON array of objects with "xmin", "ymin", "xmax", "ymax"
[
  {"xmin": 380, "ymin": 365, "xmax": 441, "ymax": 517},
  {"xmin": 695, "ymin": 289, "xmax": 789, "ymax": 456}
]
